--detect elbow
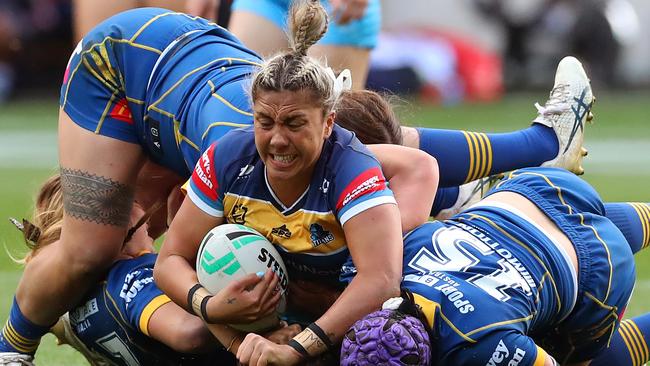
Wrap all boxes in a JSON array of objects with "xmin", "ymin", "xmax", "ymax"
[{"xmin": 168, "ymin": 316, "xmax": 215, "ymax": 354}]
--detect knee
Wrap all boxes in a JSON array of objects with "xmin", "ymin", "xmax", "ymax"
[{"xmin": 63, "ymin": 239, "xmax": 121, "ymax": 280}]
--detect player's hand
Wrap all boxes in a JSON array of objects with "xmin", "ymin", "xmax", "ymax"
[
  {"xmin": 185, "ymin": 0, "xmax": 220, "ymax": 20},
  {"xmin": 207, "ymin": 270, "xmax": 282, "ymax": 324},
  {"xmin": 329, "ymin": 0, "xmax": 368, "ymax": 24},
  {"xmin": 237, "ymin": 334, "xmax": 303, "ymax": 366},
  {"xmin": 264, "ymin": 321, "xmax": 302, "ymax": 345}
]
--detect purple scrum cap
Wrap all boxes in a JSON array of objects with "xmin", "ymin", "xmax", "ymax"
[{"xmin": 340, "ymin": 307, "xmax": 431, "ymax": 366}]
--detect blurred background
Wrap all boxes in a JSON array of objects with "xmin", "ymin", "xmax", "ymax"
[{"xmin": 0, "ymin": 0, "xmax": 648, "ymax": 364}]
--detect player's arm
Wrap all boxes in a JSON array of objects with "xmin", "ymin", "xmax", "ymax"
[
  {"xmin": 317, "ymin": 202, "xmax": 403, "ymax": 337},
  {"xmin": 368, "ymin": 144, "xmax": 439, "ymax": 232},
  {"xmin": 154, "ymin": 196, "xmax": 222, "ymax": 312}
]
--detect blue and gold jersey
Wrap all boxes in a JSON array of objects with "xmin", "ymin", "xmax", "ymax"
[
  {"xmin": 68, "ymin": 253, "xmax": 233, "ymax": 365},
  {"xmin": 342, "ymin": 167, "xmax": 635, "ymax": 365},
  {"xmin": 60, "ymin": 8, "xmax": 261, "ymax": 177},
  {"xmin": 400, "ymin": 220, "xmax": 557, "ymax": 366},
  {"xmin": 187, "ymin": 124, "xmax": 396, "ymax": 285}
]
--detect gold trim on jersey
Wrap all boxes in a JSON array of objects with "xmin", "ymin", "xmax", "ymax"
[
  {"xmin": 63, "ymin": 36, "xmax": 162, "ymax": 107},
  {"xmin": 503, "ymin": 170, "xmax": 614, "ymax": 303},
  {"xmin": 139, "ymin": 295, "xmax": 172, "ymax": 336},
  {"xmin": 201, "ymin": 122, "xmax": 251, "ymax": 140},
  {"xmin": 533, "ymin": 346, "xmax": 549, "ymax": 366},
  {"xmin": 223, "ymin": 194, "xmax": 346, "ymax": 254},
  {"xmin": 148, "ymin": 57, "xmax": 260, "ymax": 112},
  {"xmin": 129, "ymin": 12, "xmax": 219, "ymax": 43},
  {"xmin": 95, "ymin": 91, "xmax": 119, "ymax": 134},
  {"xmin": 207, "ymin": 80, "xmax": 254, "ymax": 117},
  {"xmin": 462, "ymin": 131, "xmax": 493, "ymax": 183}
]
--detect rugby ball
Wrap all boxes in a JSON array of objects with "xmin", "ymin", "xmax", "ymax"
[{"xmin": 196, "ymin": 224, "xmax": 289, "ymax": 332}]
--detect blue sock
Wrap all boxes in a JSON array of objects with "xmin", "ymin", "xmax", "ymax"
[
  {"xmin": 0, "ymin": 297, "xmax": 49, "ymax": 355},
  {"xmin": 431, "ymin": 186, "xmax": 460, "ymax": 217},
  {"xmin": 605, "ymin": 203, "xmax": 650, "ymax": 254},
  {"xmin": 417, "ymin": 125, "xmax": 557, "ymax": 187},
  {"xmin": 590, "ymin": 313, "xmax": 650, "ymax": 366}
]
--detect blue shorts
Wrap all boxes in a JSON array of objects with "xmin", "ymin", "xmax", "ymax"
[
  {"xmin": 232, "ymin": 0, "xmax": 381, "ymax": 48},
  {"xmin": 487, "ymin": 167, "xmax": 636, "ymax": 363},
  {"xmin": 60, "ymin": 8, "xmax": 260, "ymax": 177}
]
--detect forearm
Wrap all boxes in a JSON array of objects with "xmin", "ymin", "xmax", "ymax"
[
  {"xmin": 154, "ymin": 253, "xmax": 200, "ymax": 311},
  {"xmin": 314, "ymin": 271, "xmax": 399, "ymax": 342},
  {"xmin": 204, "ymin": 323, "xmax": 246, "ymax": 355}
]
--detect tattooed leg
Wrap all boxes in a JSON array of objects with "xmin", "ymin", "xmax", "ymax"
[
  {"xmin": 12, "ymin": 110, "xmax": 145, "ymax": 328},
  {"xmin": 60, "ymin": 167, "xmax": 133, "ymax": 226}
]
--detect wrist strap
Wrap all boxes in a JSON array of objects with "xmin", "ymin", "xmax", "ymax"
[
  {"xmin": 288, "ymin": 339, "xmax": 309, "ymax": 358},
  {"xmin": 307, "ymin": 323, "xmax": 334, "ymax": 349},
  {"xmin": 188, "ymin": 284, "xmax": 212, "ymax": 322},
  {"xmin": 290, "ymin": 322, "xmax": 332, "ymax": 358},
  {"xmin": 187, "ymin": 284, "xmax": 203, "ymax": 312}
]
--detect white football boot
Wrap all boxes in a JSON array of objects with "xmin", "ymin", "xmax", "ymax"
[
  {"xmin": 0, "ymin": 352, "xmax": 34, "ymax": 366},
  {"xmin": 534, "ymin": 56, "xmax": 595, "ymax": 175},
  {"xmin": 435, "ymin": 174, "xmax": 504, "ymax": 220}
]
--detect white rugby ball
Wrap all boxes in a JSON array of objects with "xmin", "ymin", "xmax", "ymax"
[{"xmin": 196, "ymin": 224, "xmax": 289, "ymax": 332}]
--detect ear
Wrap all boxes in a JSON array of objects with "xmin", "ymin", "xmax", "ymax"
[{"xmin": 324, "ymin": 111, "xmax": 335, "ymax": 138}]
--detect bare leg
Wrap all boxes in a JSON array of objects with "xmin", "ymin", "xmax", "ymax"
[
  {"xmin": 309, "ymin": 44, "xmax": 370, "ymax": 90},
  {"xmin": 228, "ymin": 11, "xmax": 288, "ymax": 57},
  {"xmin": 15, "ymin": 110, "xmax": 145, "ymax": 326}
]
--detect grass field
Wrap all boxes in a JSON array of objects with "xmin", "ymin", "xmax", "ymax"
[{"xmin": 0, "ymin": 91, "xmax": 649, "ymax": 364}]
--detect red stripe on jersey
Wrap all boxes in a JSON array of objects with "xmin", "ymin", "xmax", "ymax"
[
  {"xmin": 109, "ymin": 98, "xmax": 134, "ymax": 124},
  {"xmin": 191, "ymin": 143, "xmax": 219, "ymax": 201},
  {"xmin": 336, "ymin": 167, "xmax": 387, "ymax": 210},
  {"xmin": 63, "ymin": 65, "xmax": 71, "ymax": 84}
]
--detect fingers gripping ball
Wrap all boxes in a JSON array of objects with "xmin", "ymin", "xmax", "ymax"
[
  {"xmin": 196, "ymin": 224, "xmax": 289, "ymax": 332},
  {"xmin": 341, "ymin": 309, "xmax": 431, "ymax": 366}
]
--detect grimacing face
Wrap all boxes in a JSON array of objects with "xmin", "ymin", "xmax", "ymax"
[{"xmin": 253, "ymin": 89, "xmax": 334, "ymax": 200}]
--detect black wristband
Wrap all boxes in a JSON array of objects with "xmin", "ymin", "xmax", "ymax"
[
  {"xmin": 307, "ymin": 323, "xmax": 334, "ymax": 349},
  {"xmin": 187, "ymin": 284, "xmax": 203, "ymax": 312},
  {"xmin": 288, "ymin": 339, "xmax": 309, "ymax": 358},
  {"xmin": 200, "ymin": 295, "xmax": 213, "ymax": 322}
]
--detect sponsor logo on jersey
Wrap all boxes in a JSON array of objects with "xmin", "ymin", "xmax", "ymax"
[
  {"xmin": 486, "ymin": 340, "xmax": 526, "ymax": 366},
  {"xmin": 120, "ymin": 269, "xmax": 155, "ymax": 304},
  {"xmin": 336, "ymin": 167, "xmax": 387, "ymax": 209},
  {"xmin": 69, "ymin": 298, "xmax": 99, "ymax": 324},
  {"xmin": 271, "ymin": 224, "xmax": 292, "ymax": 239},
  {"xmin": 109, "ymin": 98, "xmax": 134, "ymax": 124},
  {"xmin": 230, "ymin": 204, "xmax": 248, "ymax": 224},
  {"xmin": 238, "ymin": 164, "xmax": 254, "ymax": 178},
  {"xmin": 309, "ymin": 223, "xmax": 334, "ymax": 247},
  {"xmin": 319, "ymin": 179, "xmax": 330, "ymax": 194},
  {"xmin": 258, "ymin": 247, "xmax": 289, "ymax": 292},
  {"xmin": 191, "ymin": 144, "xmax": 218, "ymax": 201}
]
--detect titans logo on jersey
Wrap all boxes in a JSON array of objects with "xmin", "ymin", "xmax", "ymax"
[{"xmin": 187, "ymin": 125, "xmax": 396, "ymax": 285}]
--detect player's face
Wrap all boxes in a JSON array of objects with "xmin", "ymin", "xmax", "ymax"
[{"xmin": 253, "ymin": 89, "xmax": 334, "ymax": 192}]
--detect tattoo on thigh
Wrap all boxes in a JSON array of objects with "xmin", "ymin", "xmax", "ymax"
[{"xmin": 60, "ymin": 167, "xmax": 134, "ymax": 226}]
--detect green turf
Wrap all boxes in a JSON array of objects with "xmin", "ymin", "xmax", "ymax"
[{"xmin": 0, "ymin": 92, "xmax": 649, "ymax": 364}]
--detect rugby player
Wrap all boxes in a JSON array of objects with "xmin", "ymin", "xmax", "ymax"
[
  {"xmin": 341, "ymin": 167, "xmax": 647, "ymax": 366},
  {"xmin": 8, "ymin": 175, "xmax": 301, "ymax": 366},
  {"xmin": 0, "ymin": 4, "xmax": 596, "ymax": 364}
]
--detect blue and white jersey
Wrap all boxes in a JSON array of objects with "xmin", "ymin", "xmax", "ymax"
[
  {"xmin": 68, "ymin": 253, "xmax": 233, "ymax": 365},
  {"xmin": 187, "ymin": 124, "xmax": 396, "ymax": 285}
]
